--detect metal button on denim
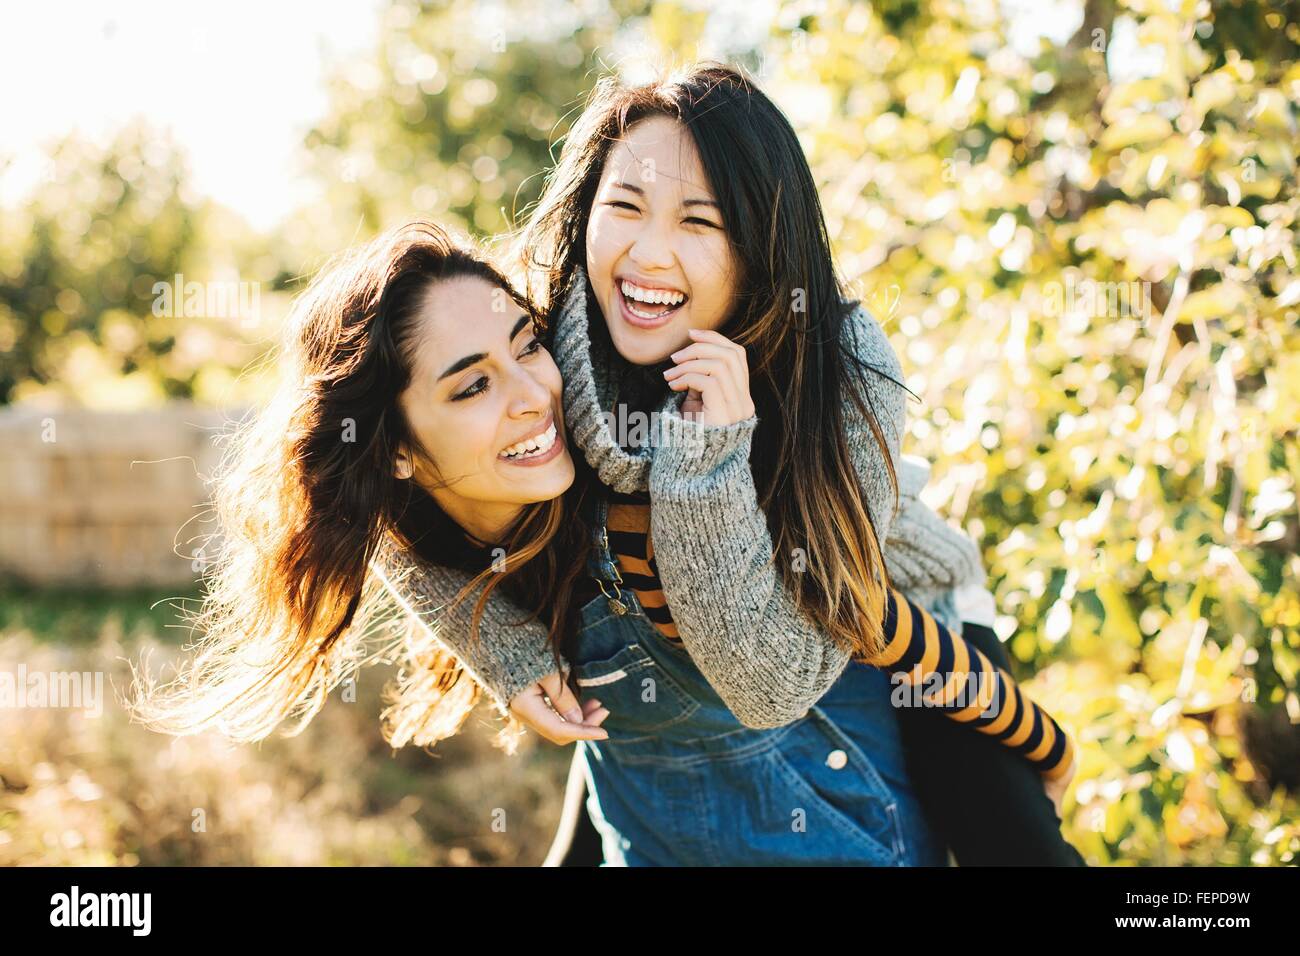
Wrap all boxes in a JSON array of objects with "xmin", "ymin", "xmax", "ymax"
[{"xmin": 827, "ymin": 749, "xmax": 848, "ymax": 770}]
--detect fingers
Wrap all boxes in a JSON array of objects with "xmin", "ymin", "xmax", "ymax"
[
  {"xmin": 509, "ymin": 677, "xmax": 610, "ymax": 745},
  {"xmin": 684, "ymin": 326, "xmax": 747, "ymax": 355},
  {"xmin": 668, "ymin": 341, "xmax": 749, "ymax": 392},
  {"xmin": 581, "ymin": 697, "xmax": 611, "ymax": 725},
  {"xmin": 538, "ymin": 671, "xmax": 583, "ymax": 724},
  {"xmin": 663, "ymin": 356, "xmax": 735, "ymax": 380},
  {"xmin": 663, "ymin": 361, "xmax": 754, "ymax": 425},
  {"xmin": 662, "ymin": 330, "xmax": 754, "ymax": 427},
  {"xmin": 512, "ymin": 693, "xmax": 610, "ymax": 744},
  {"xmin": 669, "ymin": 336, "xmax": 748, "ymax": 382},
  {"xmin": 663, "ymin": 371, "xmax": 722, "ymax": 405},
  {"xmin": 663, "ymin": 359, "xmax": 735, "ymax": 403},
  {"xmin": 679, "ymin": 387, "xmax": 706, "ymax": 422}
]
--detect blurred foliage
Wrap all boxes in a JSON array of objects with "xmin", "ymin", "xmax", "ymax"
[
  {"xmin": 773, "ymin": 0, "xmax": 1300, "ymax": 864},
  {"xmin": 0, "ymin": 582, "xmax": 200, "ymax": 647},
  {"xmin": 0, "ymin": 124, "xmax": 288, "ymax": 407},
  {"xmin": 293, "ymin": 0, "xmax": 619, "ymax": 249},
  {"xmin": 1, "ymin": 0, "xmax": 1297, "ymax": 864}
]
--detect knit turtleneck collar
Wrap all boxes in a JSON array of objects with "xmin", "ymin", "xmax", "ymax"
[{"xmin": 550, "ymin": 266, "xmax": 682, "ymax": 494}]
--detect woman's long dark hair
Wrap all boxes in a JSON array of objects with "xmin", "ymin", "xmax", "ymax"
[
  {"xmin": 517, "ymin": 64, "xmax": 901, "ymax": 660},
  {"xmin": 131, "ymin": 220, "xmax": 593, "ymax": 752}
]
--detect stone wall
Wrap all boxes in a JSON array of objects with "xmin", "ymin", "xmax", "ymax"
[{"xmin": 0, "ymin": 404, "xmax": 237, "ymax": 587}]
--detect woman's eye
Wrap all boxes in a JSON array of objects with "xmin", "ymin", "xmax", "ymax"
[
  {"xmin": 453, "ymin": 377, "xmax": 489, "ymax": 401},
  {"xmin": 606, "ymin": 200, "xmax": 640, "ymax": 212},
  {"xmin": 684, "ymin": 216, "xmax": 720, "ymax": 228},
  {"xmin": 520, "ymin": 338, "xmax": 544, "ymax": 357}
]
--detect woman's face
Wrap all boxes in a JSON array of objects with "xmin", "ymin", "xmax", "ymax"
[
  {"xmin": 585, "ymin": 115, "xmax": 739, "ymax": 366},
  {"xmin": 396, "ymin": 275, "xmax": 574, "ymax": 542}
]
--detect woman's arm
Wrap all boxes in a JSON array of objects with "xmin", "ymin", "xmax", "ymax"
[
  {"xmin": 648, "ymin": 306, "xmax": 1074, "ymax": 778},
  {"xmin": 874, "ymin": 585, "xmax": 1075, "ymax": 780},
  {"xmin": 369, "ymin": 538, "xmax": 562, "ymax": 720},
  {"xmin": 883, "ymin": 455, "xmax": 986, "ymax": 602},
  {"xmin": 648, "ymin": 304, "xmax": 907, "ymax": 729}
]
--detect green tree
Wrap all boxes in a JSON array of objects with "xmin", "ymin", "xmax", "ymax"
[
  {"xmin": 294, "ymin": 0, "xmax": 628, "ymax": 255},
  {"xmin": 0, "ymin": 125, "xmax": 203, "ymax": 404}
]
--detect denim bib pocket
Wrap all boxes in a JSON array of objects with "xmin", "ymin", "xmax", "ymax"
[{"xmin": 572, "ymin": 642, "xmax": 699, "ymax": 738}]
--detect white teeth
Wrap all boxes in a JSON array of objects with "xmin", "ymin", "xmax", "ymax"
[
  {"xmin": 621, "ymin": 280, "xmax": 685, "ymax": 307},
  {"xmin": 501, "ymin": 422, "xmax": 557, "ymax": 459}
]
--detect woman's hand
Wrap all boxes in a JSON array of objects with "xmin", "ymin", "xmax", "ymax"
[
  {"xmin": 663, "ymin": 328, "xmax": 756, "ymax": 427},
  {"xmin": 1044, "ymin": 759, "xmax": 1076, "ymax": 819},
  {"xmin": 509, "ymin": 672, "xmax": 610, "ymax": 745}
]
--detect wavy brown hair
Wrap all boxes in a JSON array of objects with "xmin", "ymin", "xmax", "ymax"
[
  {"xmin": 516, "ymin": 64, "xmax": 902, "ymax": 660},
  {"xmin": 130, "ymin": 220, "xmax": 592, "ymax": 752}
]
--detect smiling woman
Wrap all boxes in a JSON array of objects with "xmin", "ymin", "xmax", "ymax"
[
  {"xmin": 128, "ymin": 220, "xmax": 591, "ymax": 750},
  {"xmin": 393, "ymin": 275, "xmax": 575, "ymax": 544},
  {"xmin": 585, "ymin": 115, "xmax": 736, "ymax": 364}
]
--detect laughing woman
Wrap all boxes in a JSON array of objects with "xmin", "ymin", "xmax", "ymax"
[{"xmin": 129, "ymin": 223, "xmax": 603, "ymax": 753}]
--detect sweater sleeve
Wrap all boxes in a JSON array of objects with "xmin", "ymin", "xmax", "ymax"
[
  {"xmin": 644, "ymin": 409, "xmax": 1076, "ymax": 775},
  {"xmin": 646, "ymin": 305, "xmax": 906, "ymax": 729},
  {"xmin": 370, "ymin": 538, "xmax": 563, "ymax": 719},
  {"xmin": 885, "ymin": 455, "xmax": 986, "ymax": 595},
  {"xmin": 644, "ymin": 306, "xmax": 1076, "ymax": 777}
]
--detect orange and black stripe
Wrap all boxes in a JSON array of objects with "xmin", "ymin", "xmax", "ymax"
[
  {"xmin": 601, "ymin": 488, "xmax": 1074, "ymax": 780},
  {"xmin": 605, "ymin": 489, "xmax": 680, "ymax": 641},
  {"xmin": 869, "ymin": 588, "xmax": 1075, "ymax": 780}
]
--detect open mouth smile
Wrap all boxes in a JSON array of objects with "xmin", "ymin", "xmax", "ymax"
[
  {"xmin": 497, "ymin": 413, "xmax": 564, "ymax": 466},
  {"xmin": 618, "ymin": 278, "xmax": 689, "ymax": 328}
]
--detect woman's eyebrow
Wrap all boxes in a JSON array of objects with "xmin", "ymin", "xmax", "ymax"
[
  {"xmin": 436, "ymin": 314, "xmax": 532, "ymax": 382},
  {"xmin": 508, "ymin": 313, "xmax": 531, "ymax": 339},
  {"xmin": 437, "ymin": 352, "xmax": 485, "ymax": 382},
  {"xmin": 612, "ymin": 180, "xmax": 718, "ymax": 209}
]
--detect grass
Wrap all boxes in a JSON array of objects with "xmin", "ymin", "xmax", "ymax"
[{"xmin": 0, "ymin": 583, "xmax": 573, "ymax": 865}]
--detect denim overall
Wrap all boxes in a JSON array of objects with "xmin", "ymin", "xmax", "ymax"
[{"xmin": 570, "ymin": 494, "xmax": 949, "ymax": 867}]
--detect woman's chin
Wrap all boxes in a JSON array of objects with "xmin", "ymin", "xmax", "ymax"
[
  {"xmin": 607, "ymin": 326, "xmax": 681, "ymax": 368},
  {"xmin": 495, "ymin": 451, "xmax": 576, "ymax": 502}
]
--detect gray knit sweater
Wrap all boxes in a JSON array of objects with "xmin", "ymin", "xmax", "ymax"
[{"xmin": 375, "ymin": 267, "xmax": 985, "ymax": 728}]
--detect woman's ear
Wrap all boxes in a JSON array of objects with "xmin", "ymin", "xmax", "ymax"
[{"xmin": 393, "ymin": 446, "xmax": 414, "ymax": 481}]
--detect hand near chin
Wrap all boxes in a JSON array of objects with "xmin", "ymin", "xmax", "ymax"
[
  {"xmin": 663, "ymin": 328, "xmax": 755, "ymax": 427},
  {"xmin": 509, "ymin": 672, "xmax": 610, "ymax": 745}
]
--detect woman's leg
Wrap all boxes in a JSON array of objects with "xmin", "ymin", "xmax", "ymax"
[{"xmin": 896, "ymin": 621, "xmax": 1086, "ymax": 866}]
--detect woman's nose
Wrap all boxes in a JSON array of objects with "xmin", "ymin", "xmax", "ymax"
[
  {"xmin": 506, "ymin": 367, "xmax": 553, "ymax": 418},
  {"xmin": 628, "ymin": 222, "xmax": 675, "ymax": 271}
]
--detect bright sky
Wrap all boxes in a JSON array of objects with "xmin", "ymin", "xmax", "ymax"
[{"xmin": 0, "ymin": 0, "xmax": 384, "ymax": 231}]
